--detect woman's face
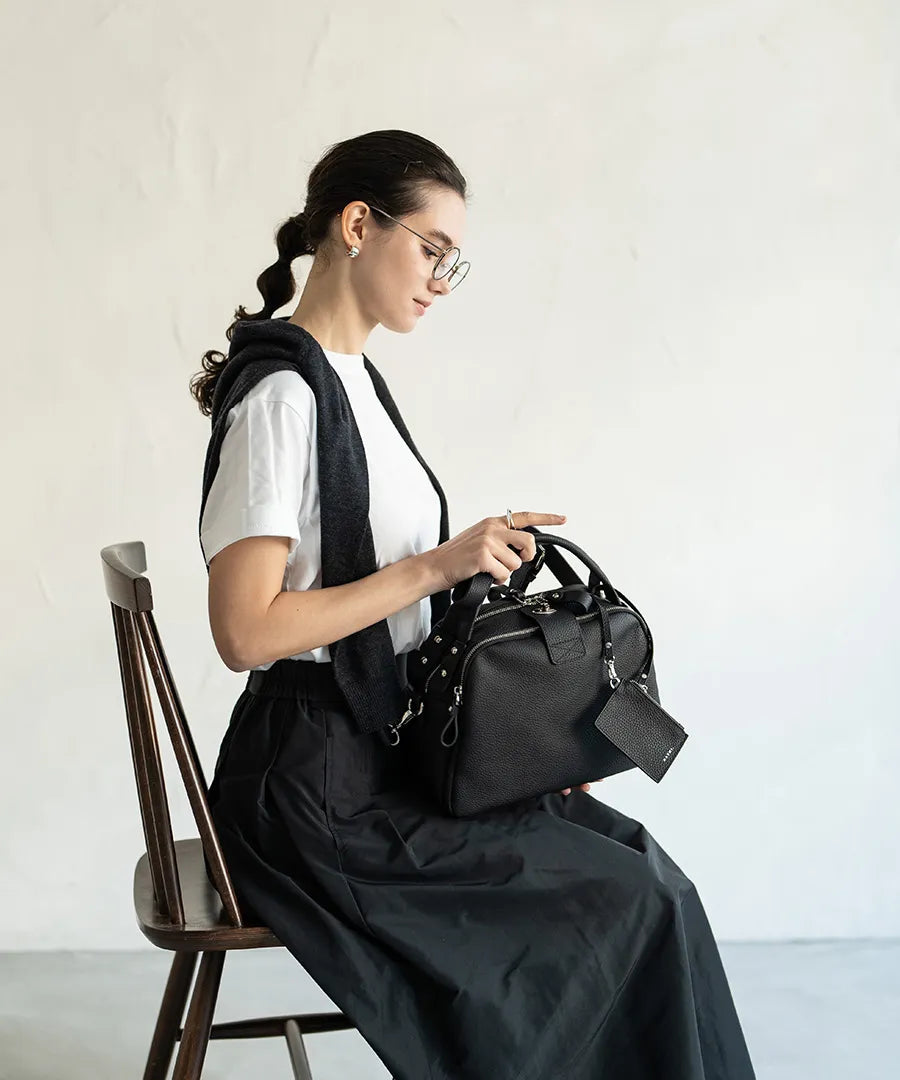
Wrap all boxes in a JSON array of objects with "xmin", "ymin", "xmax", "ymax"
[{"xmin": 359, "ymin": 188, "xmax": 468, "ymax": 333}]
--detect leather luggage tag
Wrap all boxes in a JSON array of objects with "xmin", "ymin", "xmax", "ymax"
[{"xmin": 593, "ymin": 680, "xmax": 688, "ymax": 783}]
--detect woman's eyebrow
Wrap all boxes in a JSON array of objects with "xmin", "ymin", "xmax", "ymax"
[{"xmin": 425, "ymin": 228, "xmax": 455, "ymax": 248}]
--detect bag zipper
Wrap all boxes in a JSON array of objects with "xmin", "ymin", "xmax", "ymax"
[
  {"xmin": 473, "ymin": 599, "xmax": 519, "ymax": 622},
  {"xmin": 403, "ymin": 598, "xmax": 553, "ymax": 736},
  {"xmin": 397, "ymin": 596, "xmax": 633, "ymax": 747},
  {"xmin": 457, "ymin": 608, "xmax": 603, "ymax": 698},
  {"xmin": 391, "ymin": 602, "xmax": 556, "ymax": 745},
  {"xmin": 473, "ymin": 590, "xmax": 561, "ymax": 623},
  {"xmin": 439, "ymin": 607, "xmax": 610, "ymax": 746}
]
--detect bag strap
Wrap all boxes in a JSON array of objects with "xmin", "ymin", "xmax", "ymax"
[{"xmin": 510, "ymin": 530, "xmax": 656, "ymax": 686}]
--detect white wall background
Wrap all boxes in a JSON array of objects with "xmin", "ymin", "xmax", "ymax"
[{"xmin": 1, "ymin": 0, "xmax": 898, "ymax": 950}]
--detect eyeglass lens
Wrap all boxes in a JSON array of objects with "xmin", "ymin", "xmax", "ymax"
[{"xmin": 435, "ymin": 249, "xmax": 470, "ymax": 289}]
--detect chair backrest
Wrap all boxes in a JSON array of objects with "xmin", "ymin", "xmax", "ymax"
[{"xmin": 100, "ymin": 540, "xmax": 245, "ymax": 928}]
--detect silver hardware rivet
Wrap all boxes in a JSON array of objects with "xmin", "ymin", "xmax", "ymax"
[
  {"xmin": 441, "ymin": 669, "xmax": 447, "ymax": 677},
  {"xmin": 421, "ymin": 657, "xmax": 428, "ymax": 664},
  {"xmin": 450, "ymin": 646, "xmax": 458, "ymax": 654},
  {"xmin": 435, "ymin": 635, "xmax": 442, "ymax": 643}
]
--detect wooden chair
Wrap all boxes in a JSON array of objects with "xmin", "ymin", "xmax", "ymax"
[{"xmin": 100, "ymin": 540, "xmax": 357, "ymax": 1079}]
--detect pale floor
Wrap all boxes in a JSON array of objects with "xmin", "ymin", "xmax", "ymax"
[{"xmin": 0, "ymin": 941, "xmax": 896, "ymax": 1078}]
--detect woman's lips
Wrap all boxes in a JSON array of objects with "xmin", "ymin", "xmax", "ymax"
[{"xmin": 413, "ymin": 299, "xmax": 428, "ymax": 315}]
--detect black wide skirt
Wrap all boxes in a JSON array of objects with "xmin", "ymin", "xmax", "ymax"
[{"xmin": 207, "ymin": 655, "xmax": 757, "ymax": 1080}]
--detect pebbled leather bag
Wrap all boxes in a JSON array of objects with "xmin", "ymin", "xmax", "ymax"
[{"xmin": 388, "ymin": 527, "xmax": 688, "ymax": 817}]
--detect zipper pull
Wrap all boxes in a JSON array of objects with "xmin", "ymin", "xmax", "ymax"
[{"xmin": 440, "ymin": 685, "xmax": 462, "ymax": 746}]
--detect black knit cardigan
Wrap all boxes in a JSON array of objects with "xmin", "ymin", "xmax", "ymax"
[{"xmin": 199, "ymin": 316, "xmax": 452, "ymax": 736}]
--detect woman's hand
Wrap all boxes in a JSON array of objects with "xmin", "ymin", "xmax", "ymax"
[
  {"xmin": 425, "ymin": 510, "xmax": 568, "ymax": 591},
  {"xmin": 558, "ymin": 779, "xmax": 604, "ymax": 795}
]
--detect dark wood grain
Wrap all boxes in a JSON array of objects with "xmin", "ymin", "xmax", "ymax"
[
  {"xmin": 134, "ymin": 839, "xmax": 280, "ymax": 951},
  {"xmin": 100, "ymin": 540, "xmax": 356, "ymax": 1077},
  {"xmin": 142, "ymin": 951, "xmax": 197, "ymax": 1080}
]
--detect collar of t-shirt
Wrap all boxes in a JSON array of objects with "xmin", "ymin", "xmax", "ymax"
[{"xmin": 321, "ymin": 347, "xmax": 364, "ymax": 373}]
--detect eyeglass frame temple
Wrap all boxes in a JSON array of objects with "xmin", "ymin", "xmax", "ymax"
[{"xmin": 367, "ymin": 205, "xmax": 470, "ymax": 281}]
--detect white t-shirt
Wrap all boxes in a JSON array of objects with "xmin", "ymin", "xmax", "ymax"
[{"xmin": 200, "ymin": 349, "xmax": 442, "ymax": 667}]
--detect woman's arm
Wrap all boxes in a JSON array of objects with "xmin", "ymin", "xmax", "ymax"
[{"xmin": 208, "ymin": 534, "xmax": 442, "ymax": 672}]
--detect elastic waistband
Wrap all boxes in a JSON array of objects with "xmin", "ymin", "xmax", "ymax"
[{"xmin": 245, "ymin": 652, "xmax": 411, "ymax": 703}]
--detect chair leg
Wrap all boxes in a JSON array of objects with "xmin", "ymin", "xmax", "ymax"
[
  {"xmin": 284, "ymin": 1018, "xmax": 314, "ymax": 1080},
  {"xmin": 171, "ymin": 951, "xmax": 225, "ymax": 1080},
  {"xmin": 143, "ymin": 951, "xmax": 199, "ymax": 1080}
]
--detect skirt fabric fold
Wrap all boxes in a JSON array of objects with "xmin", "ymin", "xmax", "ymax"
[{"xmin": 207, "ymin": 656, "xmax": 756, "ymax": 1080}]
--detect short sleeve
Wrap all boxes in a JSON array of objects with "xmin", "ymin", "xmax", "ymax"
[{"xmin": 200, "ymin": 394, "xmax": 312, "ymax": 567}]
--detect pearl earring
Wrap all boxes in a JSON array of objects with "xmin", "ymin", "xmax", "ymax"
[{"xmin": 347, "ymin": 245, "xmax": 360, "ymax": 258}]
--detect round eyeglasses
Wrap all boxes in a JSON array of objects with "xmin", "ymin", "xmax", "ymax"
[{"xmin": 369, "ymin": 205, "xmax": 470, "ymax": 290}]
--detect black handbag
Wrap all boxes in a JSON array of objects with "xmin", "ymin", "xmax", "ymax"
[{"xmin": 389, "ymin": 527, "xmax": 688, "ymax": 817}]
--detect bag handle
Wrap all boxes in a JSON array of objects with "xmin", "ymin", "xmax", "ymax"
[
  {"xmin": 443, "ymin": 529, "xmax": 655, "ymax": 685},
  {"xmin": 505, "ymin": 527, "xmax": 602, "ymax": 595},
  {"xmin": 508, "ymin": 527, "xmax": 619, "ymax": 598},
  {"xmin": 517, "ymin": 532, "xmax": 655, "ymax": 686},
  {"xmin": 446, "ymin": 528, "xmax": 622, "ymax": 624}
]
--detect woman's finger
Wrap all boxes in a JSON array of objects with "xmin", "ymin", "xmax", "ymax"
[{"xmin": 557, "ymin": 779, "xmax": 607, "ymax": 795}]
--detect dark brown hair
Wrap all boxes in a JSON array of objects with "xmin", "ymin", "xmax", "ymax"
[{"xmin": 189, "ymin": 129, "xmax": 469, "ymax": 416}]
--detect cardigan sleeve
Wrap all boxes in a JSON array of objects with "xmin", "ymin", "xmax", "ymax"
[{"xmin": 200, "ymin": 388, "xmax": 313, "ymax": 568}]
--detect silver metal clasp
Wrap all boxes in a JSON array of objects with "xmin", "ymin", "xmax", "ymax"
[{"xmin": 386, "ymin": 696, "xmax": 424, "ymax": 747}]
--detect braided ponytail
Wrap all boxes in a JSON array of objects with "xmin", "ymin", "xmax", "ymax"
[
  {"xmin": 189, "ymin": 210, "xmax": 314, "ymax": 416},
  {"xmin": 249, "ymin": 211, "xmax": 313, "ymax": 320}
]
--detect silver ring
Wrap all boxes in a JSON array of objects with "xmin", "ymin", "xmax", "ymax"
[{"xmin": 506, "ymin": 508, "xmax": 515, "ymax": 529}]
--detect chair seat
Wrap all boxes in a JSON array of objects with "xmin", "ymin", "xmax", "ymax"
[{"xmin": 134, "ymin": 838, "xmax": 281, "ymax": 951}]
